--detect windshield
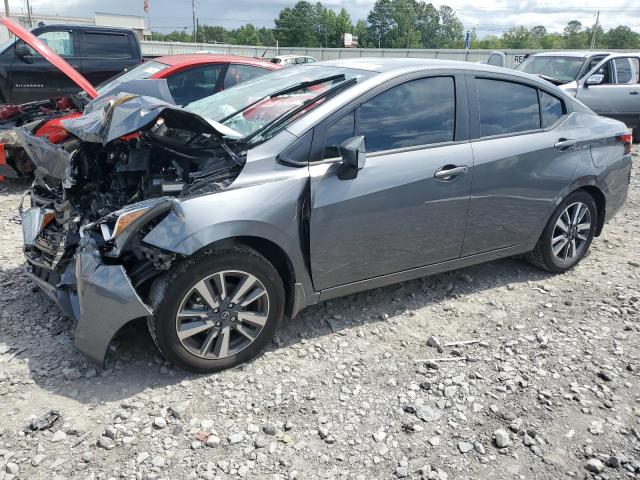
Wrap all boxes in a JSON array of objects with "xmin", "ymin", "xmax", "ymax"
[
  {"xmin": 185, "ymin": 65, "xmax": 372, "ymax": 141},
  {"xmin": 96, "ymin": 60, "xmax": 169, "ymax": 95},
  {"xmin": 515, "ymin": 56, "xmax": 586, "ymax": 83}
]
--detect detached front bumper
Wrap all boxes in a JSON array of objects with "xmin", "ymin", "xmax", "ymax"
[{"xmin": 24, "ymin": 210, "xmax": 153, "ymax": 365}]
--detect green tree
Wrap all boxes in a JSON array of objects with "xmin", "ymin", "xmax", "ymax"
[
  {"xmin": 437, "ymin": 5, "xmax": 464, "ymax": 47},
  {"xmin": 605, "ymin": 25, "xmax": 640, "ymax": 48},
  {"xmin": 476, "ymin": 34, "xmax": 502, "ymax": 49},
  {"xmin": 233, "ymin": 24, "xmax": 261, "ymax": 45},
  {"xmin": 416, "ymin": 2, "xmax": 440, "ymax": 48},
  {"xmin": 367, "ymin": 0, "xmax": 395, "ymax": 48},
  {"xmin": 539, "ymin": 33, "xmax": 564, "ymax": 49},
  {"xmin": 354, "ymin": 19, "xmax": 371, "ymax": 47},
  {"xmin": 563, "ymin": 20, "xmax": 587, "ymax": 48},
  {"xmin": 258, "ymin": 27, "xmax": 277, "ymax": 46},
  {"xmin": 275, "ymin": 1, "xmax": 321, "ymax": 47},
  {"xmin": 501, "ymin": 25, "xmax": 533, "ymax": 48}
]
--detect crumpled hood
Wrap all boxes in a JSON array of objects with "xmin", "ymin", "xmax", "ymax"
[
  {"xmin": 84, "ymin": 79, "xmax": 176, "ymax": 115},
  {"xmin": 61, "ymin": 92, "xmax": 240, "ymax": 145}
]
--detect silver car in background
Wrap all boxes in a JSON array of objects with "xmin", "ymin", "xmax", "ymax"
[
  {"xmin": 517, "ymin": 51, "xmax": 640, "ymax": 138},
  {"xmin": 19, "ymin": 58, "xmax": 632, "ymax": 372}
]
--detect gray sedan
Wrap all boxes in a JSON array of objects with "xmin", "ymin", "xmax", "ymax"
[{"xmin": 19, "ymin": 58, "xmax": 632, "ymax": 372}]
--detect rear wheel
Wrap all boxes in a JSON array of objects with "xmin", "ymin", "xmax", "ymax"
[
  {"xmin": 526, "ymin": 191, "xmax": 597, "ymax": 273},
  {"xmin": 147, "ymin": 247, "xmax": 285, "ymax": 373}
]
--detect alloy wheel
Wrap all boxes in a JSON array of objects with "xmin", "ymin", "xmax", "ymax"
[
  {"xmin": 551, "ymin": 201, "xmax": 591, "ymax": 263},
  {"xmin": 175, "ymin": 270, "xmax": 270, "ymax": 359}
]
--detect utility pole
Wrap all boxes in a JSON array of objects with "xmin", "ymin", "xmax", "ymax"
[
  {"xmin": 590, "ymin": 10, "xmax": 600, "ymax": 49},
  {"xmin": 26, "ymin": 0, "xmax": 33, "ymax": 27},
  {"xmin": 3, "ymin": 0, "xmax": 9, "ymax": 17},
  {"xmin": 192, "ymin": 0, "xmax": 197, "ymax": 43}
]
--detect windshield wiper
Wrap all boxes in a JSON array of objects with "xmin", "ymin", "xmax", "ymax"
[
  {"xmin": 218, "ymin": 74, "xmax": 347, "ymax": 124},
  {"xmin": 242, "ymin": 76, "xmax": 358, "ymax": 144},
  {"xmin": 536, "ymin": 74, "xmax": 565, "ymax": 85}
]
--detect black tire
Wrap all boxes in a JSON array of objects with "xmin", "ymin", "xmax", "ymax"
[
  {"xmin": 147, "ymin": 246, "xmax": 285, "ymax": 373},
  {"xmin": 525, "ymin": 190, "xmax": 598, "ymax": 273}
]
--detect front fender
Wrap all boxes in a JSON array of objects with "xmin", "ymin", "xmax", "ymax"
[{"xmin": 142, "ymin": 168, "xmax": 315, "ymax": 305}]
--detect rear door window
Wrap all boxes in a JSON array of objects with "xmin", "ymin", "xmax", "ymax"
[
  {"xmin": 83, "ymin": 32, "xmax": 132, "ymax": 58},
  {"xmin": 476, "ymin": 78, "xmax": 540, "ymax": 136},
  {"xmin": 223, "ymin": 64, "xmax": 270, "ymax": 89},
  {"xmin": 613, "ymin": 57, "xmax": 640, "ymax": 84},
  {"xmin": 358, "ymin": 76, "xmax": 456, "ymax": 152}
]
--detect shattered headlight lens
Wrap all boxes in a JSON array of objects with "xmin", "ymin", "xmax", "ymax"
[
  {"xmin": 111, "ymin": 206, "xmax": 150, "ymax": 238},
  {"xmin": 100, "ymin": 197, "xmax": 173, "ymax": 241}
]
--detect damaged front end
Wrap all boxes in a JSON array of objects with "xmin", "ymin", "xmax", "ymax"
[{"xmin": 18, "ymin": 93, "xmax": 246, "ymax": 364}]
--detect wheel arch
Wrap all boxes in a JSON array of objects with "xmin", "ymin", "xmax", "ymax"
[
  {"xmin": 197, "ymin": 235, "xmax": 300, "ymax": 318},
  {"xmin": 550, "ymin": 175, "xmax": 609, "ymax": 238},
  {"xmin": 575, "ymin": 185, "xmax": 606, "ymax": 236}
]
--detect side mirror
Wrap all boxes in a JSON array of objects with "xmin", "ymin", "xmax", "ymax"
[
  {"xmin": 337, "ymin": 136, "xmax": 366, "ymax": 180},
  {"xmin": 15, "ymin": 43, "xmax": 32, "ymax": 61},
  {"xmin": 585, "ymin": 74, "xmax": 604, "ymax": 86}
]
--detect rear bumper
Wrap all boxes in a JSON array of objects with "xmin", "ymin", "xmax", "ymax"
[{"xmin": 24, "ymin": 227, "xmax": 152, "ymax": 365}]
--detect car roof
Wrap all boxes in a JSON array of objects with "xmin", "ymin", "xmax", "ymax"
[
  {"xmin": 274, "ymin": 55, "xmax": 314, "ymax": 59},
  {"xmin": 528, "ymin": 51, "xmax": 612, "ymax": 58},
  {"xmin": 32, "ymin": 24, "xmax": 135, "ymax": 33},
  {"xmin": 316, "ymin": 57, "xmax": 523, "ymax": 74},
  {"xmin": 153, "ymin": 53, "xmax": 277, "ymax": 68}
]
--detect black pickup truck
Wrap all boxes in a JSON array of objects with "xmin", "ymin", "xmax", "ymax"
[{"xmin": 0, "ymin": 24, "xmax": 142, "ymax": 104}]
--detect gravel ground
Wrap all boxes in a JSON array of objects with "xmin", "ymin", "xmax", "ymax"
[{"xmin": 0, "ymin": 147, "xmax": 639, "ymax": 480}]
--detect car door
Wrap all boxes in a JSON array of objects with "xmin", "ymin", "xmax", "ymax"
[
  {"xmin": 309, "ymin": 74, "xmax": 473, "ymax": 290},
  {"xmin": 8, "ymin": 28, "xmax": 82, "ymax": 103},
  {"xmin": 79, "ymin": 30, "xmax": 139, "ymax": 86},
  {"xmin": 576, "ymin": 56, "xmax": 640, "ymax": 125},
  {"xmin": 462, "ymin": 76, "xmax": 586, "ymax": 256}
]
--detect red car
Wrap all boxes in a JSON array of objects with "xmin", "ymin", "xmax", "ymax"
[{"xmin": 0, "ymin": 17, "xmax": 279, "ymax": 177}]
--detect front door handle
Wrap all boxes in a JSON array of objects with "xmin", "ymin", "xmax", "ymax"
[
  {"xmin": 434, "ymin": 165, "xmax": 468, "ymax": 181},
  {"xmin": 554, "ymin": 138, "xmax": 576, "ymax": 151},
  {"xmin": 630, "ymin": 91, "xmax": 639, "ymax": 95}
]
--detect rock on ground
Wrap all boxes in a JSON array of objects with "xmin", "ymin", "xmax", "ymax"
[{"xmin": 0, "ymin": 149, "xmax": 639, "ymax": 478}]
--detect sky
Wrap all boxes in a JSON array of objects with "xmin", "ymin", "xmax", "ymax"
[{"xmin": 4, "ymin": 0, "xmax": 640, "ymax": 36}]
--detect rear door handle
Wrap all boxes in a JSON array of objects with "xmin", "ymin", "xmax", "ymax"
[
  {"xmin": 434, "ymin": 165, "xmax": 468, "ymax": 181},
  {"xmin": 554, "ymin": 138, "xmax": 576, "ymax": 151},
  {"xmin": 630, "ymin": 91, "xmax": 639, "ymax": 95}
]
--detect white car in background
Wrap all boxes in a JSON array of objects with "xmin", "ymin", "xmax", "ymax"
[{"xmin": 270, "ymin": 55, "xmax": 318, "ymax": 66}]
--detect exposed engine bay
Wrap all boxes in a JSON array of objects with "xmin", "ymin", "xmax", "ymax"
[
  {"xmin": 19, "ymin": 94, "xmax": 245, "ymax": 291},
  {"xmin": 0, "ymin": 96, "xmax": 85, "ymax": 175}
]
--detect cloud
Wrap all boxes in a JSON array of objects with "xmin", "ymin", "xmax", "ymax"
[{"xmin": 5, "ymin": 0, "xmax": 640, "ymax": 34}]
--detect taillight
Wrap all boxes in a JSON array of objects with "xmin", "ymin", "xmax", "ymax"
[{"xmin": 617, "ymin": 133, "xmax": 633, "ymax": 155}]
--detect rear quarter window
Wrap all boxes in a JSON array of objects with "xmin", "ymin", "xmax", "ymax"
[
  {"xmin": 83, "ymin": 32, "xmax": 132, "ymax": 58},
  {"xmin": 540, "ymin": 91, "xmax": 565, "ymax": 128}
]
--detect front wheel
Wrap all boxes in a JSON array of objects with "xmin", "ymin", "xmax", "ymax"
[
  {"xmin": 147, "ymin": 247, "xmax": 285, "ymax": 373},
  {"xmin": 525, "ymin": 191, "xmax": 598, "ymax": 273}
]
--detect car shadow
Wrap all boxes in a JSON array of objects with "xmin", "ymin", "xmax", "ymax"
[
  {"xmin": 0, "ymin": 255, "xmax": 556, "ymax": 405},
  {"xmin": 0, "ymin": 177, "xmax": 31, "ymax": 197}
]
